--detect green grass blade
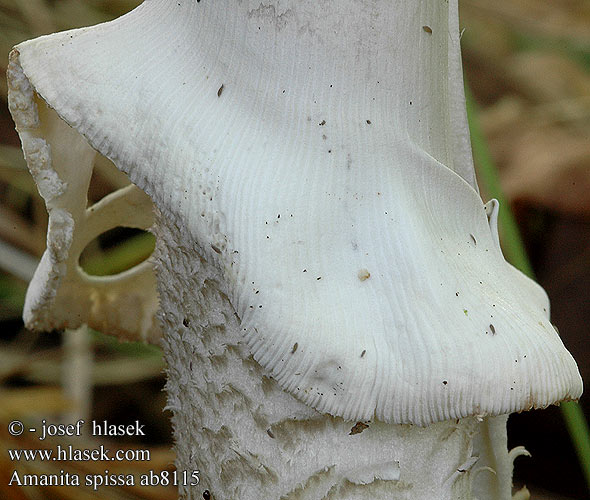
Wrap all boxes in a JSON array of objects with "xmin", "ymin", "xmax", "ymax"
[
  {"xmin": 464, "ymin": 86, "xmax": 533, "ymax": 279},
  {"xmin": 80, "ymin": 231, "xmax": 155, "ymax": 277},
  {"xmin": 561, "ymin": 401, "xmax": 590, "ymax": 490}
]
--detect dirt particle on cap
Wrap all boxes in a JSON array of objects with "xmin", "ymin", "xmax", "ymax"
[
  {"xmin": 358, "ymin": 269, "xmax": 371, "ymax": 281},
  {"xmin": 291, "ymin": 343, "xmax": 298, "ymax": 353},
  {"xmin": 423, "ymin": 25, "xmax": 432, "ymax": 34},
  {"xmin": 217, "ymin": 84, "xmax": 224, "ymax": 97},
  {"xmin": 349, "ymin": 422, "xmax": 369, "ymax": 435}
]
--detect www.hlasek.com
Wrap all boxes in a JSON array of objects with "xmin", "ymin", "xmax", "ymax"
[{"xmin": 7, "ymin": 419, "xmax": 199, "ymax": 490}]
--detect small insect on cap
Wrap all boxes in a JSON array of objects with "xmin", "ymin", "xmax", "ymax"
[{"xmin": 8, "ymin": 0, "xmax": 582, "ymax": 425}]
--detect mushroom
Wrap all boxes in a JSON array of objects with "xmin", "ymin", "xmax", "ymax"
[{"xmin": 7, "ymin": 1, "xmax": 582, "ymax": 499}]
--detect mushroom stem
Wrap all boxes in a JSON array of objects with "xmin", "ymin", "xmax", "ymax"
[{"xmin": 156, "ymin": 210, "xmax": 511, "ymax": 500}]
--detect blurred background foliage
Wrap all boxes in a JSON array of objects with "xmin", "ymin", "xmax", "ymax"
[{"xmin": 0, "ymin": 0, "xmax": 589, "ymax": 499}]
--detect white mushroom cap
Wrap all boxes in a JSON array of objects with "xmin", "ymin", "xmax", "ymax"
[{"xmin": 8, "ymin": 0, "xmax": 582, "ymax": 426}]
